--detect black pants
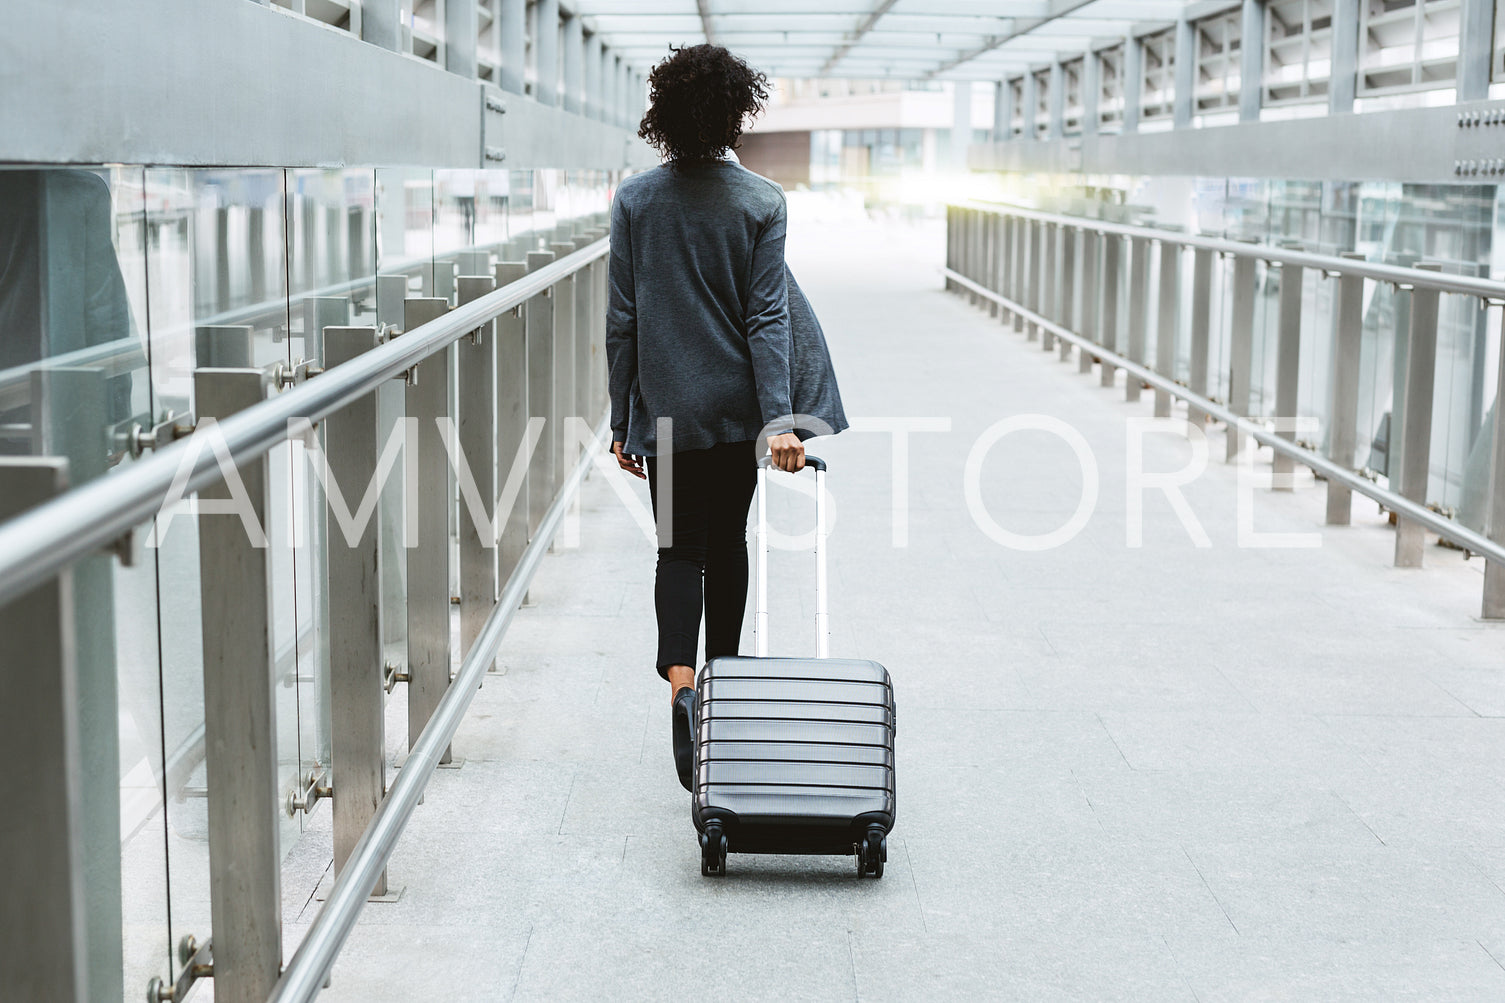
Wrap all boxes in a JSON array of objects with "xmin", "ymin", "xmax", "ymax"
[{"xmin": 645, "ymin": 440, "xmax": 758, "ymax": 678}]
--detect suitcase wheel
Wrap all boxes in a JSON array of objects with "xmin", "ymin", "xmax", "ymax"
[
  {"xmin": 855, "ymin": 827, "xmax": 886, "ymax": 879},
  {"xmin": 700, "ymin": 824, "xmax": 728, "ymax": 877}
]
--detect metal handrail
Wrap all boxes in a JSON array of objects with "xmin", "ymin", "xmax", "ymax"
[
  {"xmin": 958, "ymin": 200, "xmax": 1505, "ymax": 301},
  {"xmin": 943, "ymin": 265, "xmax": 1505, "ymax": 567},
  {"xmin": 0, "ymin": 237, "xmax": 609, "ymax": 608},
  {"xmin": 268, "ymin": 415, "xmax": 607, "ymax": 1003}
]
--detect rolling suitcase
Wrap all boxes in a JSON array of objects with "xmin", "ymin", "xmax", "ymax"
[{"xmin": 692, "ymin": 455, "xmax": 897, "ymax": 878}]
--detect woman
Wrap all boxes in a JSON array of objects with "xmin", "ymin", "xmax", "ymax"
[{"xmin": 606, "ymin": 44, "xmax": 846, "ymax": 792}]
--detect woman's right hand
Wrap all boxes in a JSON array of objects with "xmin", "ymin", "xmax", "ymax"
[
  {"xmin": 613, "ymin": 441, "xmax": 645, "ymax": 479},
  {"xmin": 768, "ymin": 432, "xmax": 805, "ymax": 472}
]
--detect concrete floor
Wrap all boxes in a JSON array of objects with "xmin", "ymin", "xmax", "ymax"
[{"xmin": 287, "ymin": 210, "xmax": 1505, "ymax": 1001}]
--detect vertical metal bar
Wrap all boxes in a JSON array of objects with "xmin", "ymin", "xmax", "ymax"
[
  {"xmin": 1394, "ymin": 265, "xmax": 1442, "ymax": 567},
  {"xmin": 1326, "ymin": 255, "xmax": 1366, "ymax": 524},
  {"xmin": 216, "ymin": 206, "xmax": 233, "ymax": 313},
  {"xmin": 250, "ymin": 205, "xmax": 268, "ymax": 304},
  {"xmin": 304, "ymin": 296, "xmax": 349, "ymax": 368},
  {"xmin": 574, "ymin": 254, "xmax": 593, "ymax": 426},
  {"xmin": 525, "ymin": 251, "xmax": 556, "ymax": 536},
  {"xmin": 1078, "ymin": 228, "xmax": 1098, "ymax": 373},
  {"xmin": 495, "ymin": 262, "xmax": 531, "ymax": 589},
  {"xmin": 1027, "ymin": 220, "xmax": 1042, "ymax": 341},
  {"xmin": 1483, "ymin": 309, "xmax": 1505, "ymax": 618},
  {"xmin": 195, "ymin": 368, "xmax": 282, "ymax": 1003},
  {"xmin": 1188, "ymin": 247, "xmax": 1214, "ymax": 424},
  {"xmin": 1126, "ymin": 235, "xmax": 1149, "ymax": 402},
  {"xmin": 402, "ymin": 298, "xmax": 453, "ymax": 761},
  {"xmin": 1042, "ymin": 223, "xmax": 1058, "ymax": 351},
  {"xmin": 1059, "ymin": 225, "xmax": 1077, "ymax": 361},
  {"xmin": 0, "ymin": 458, "xmax": 85, "ymax": 1003},
  {"xmin": 548, "ymin": 242, "xmax": 577, "ymax": 494},
  {"xmin": 1012, "ymin": 216, "xmax": 1026, "ymax": 333},
  {"xmin": 1272, "ymin": 258, "xmax": 1305, "ymax": 487},
  {"xmin": 31, "ymin": 367, "xmax": 121, "ymax": 1003},
  {"xmin": 1100, "ymin": 233, "xmax": 1121, "ymax": 387},
  {"xmin": 1226, "ymin": 251, "xmax": 1258, "ymax": 461},
  {"xmin": 456, "ymin": 276, "xmax": 497, "ymax": 656},
  {"xmin": 987, "ymin": 214, "xmax": 1001, "ymax": 318},
  {"xmin": 321, "ymin": 328, "xmax": 388, "ymax": 897},
  {"xmin": 1155, "ymin": 239, "xmax": 1180, "ymax": 416}
]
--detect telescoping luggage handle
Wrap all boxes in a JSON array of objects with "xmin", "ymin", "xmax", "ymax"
[{"xmin": 753, "ymin": 454, "xmax": 828, "ymax": 660}]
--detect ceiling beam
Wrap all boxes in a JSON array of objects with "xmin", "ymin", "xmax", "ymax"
[
  {"xmin": 819, "ymin": 0, "xmax": 899, "ymax": 75},
  {"xmin": 697, "ymin": 0, "xmax": 715, "ymax": 44},
  {"xmin": 925, "ymin": 0, "xmax": 1099, "ymax": 78}
]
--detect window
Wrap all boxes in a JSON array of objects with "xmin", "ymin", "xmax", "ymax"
[
  {"xmin": 1033, "ymin": 67, "xmax": 1051, "ymax": 138},
  {"xmin": 1141, "ymin": 29, "xmax": 1177, "ymax": 121},
  {"xmin": 1063, "ymin": 57, "xmax": 1085, "ymax": 134},
  {"xmin": 1196, "ymin": 8, "xmax": 1243, "ymax": 112},
  {"xmin": 1098, "ymin": 44, "xmax": 1125, "ymax": 130},
  {"xmin": 1265, "ymin": 0, "xmax": 1333, "ymax": 104},
  {"xmin": 1358, "ymin": 0, "xmax": 1461, "ymax": 96}
]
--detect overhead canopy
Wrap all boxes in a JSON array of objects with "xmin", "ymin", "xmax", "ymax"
[{"xmin": 571, "ymin": 0, "xmax": 1202, "ymax": 81}]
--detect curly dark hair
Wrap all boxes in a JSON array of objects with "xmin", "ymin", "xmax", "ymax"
[{"xmin": 638, "ymin": 45, "xmax": 770, "ymax": 165}]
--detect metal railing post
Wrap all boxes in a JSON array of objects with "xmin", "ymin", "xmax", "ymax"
[
  {"xmin": 457, "ymin": 275, "xmax": 498, "ymax": 656},
  {"xmin": 1042, "ymin": 222, "xmax": 1059, "ymax": 351},
  {"xmin": 1273, "ymin": 257, "xmax": 1305, "ymax": 487},
  {"xmin": 944, "ymin": 207, "xmax": 956, "ymax": 293},
  {"xmin": 322, "ymin": 328, "xmax": 388, "ymax": 897},
  {"xmin": 402, "ymin": 297, "xmax": 454, "ymax": 761},
  {"xmin": 1126, "ymin": 235, "xmax": 1150, "ymax": 402},
  {"xmin": 1027, "ymin": 219, "xmax": 1042, "ymax": 341},
  {"xmin": 1188, "ymin": 247, "xmax": 1214, "ymax": 424},
  {"xmin": 1394, "ymin": 264, "xmax": 1442, "ymax": 567},
  {"xmin": 573, "ymin": 248, "xmax": 594, "ymax": 427},
  {"xmin": 548, "ymin": 243, "xmax": 577, "ymax": 497},
  {"xmin": 0, "ymin": 458, "xmax": 86, "ymax": 1003},
  {"xmin": 1226, "ymin": 249, "xmax": 1258, "ymax": 461},
  {"xmin": 1079, "ymin": 228, "xmax": 1099, "ymax": 373},
  {"xmin": 1484, "ymin": 307, "xmax": 1505, "ymax": 617},
  {"xmin": 1060, "ymin": 226, "xmax": 1078, "ymax": 360},
  {"xmin": 1100, "ymin": 233, "xmax": 1121, "ymax": 387},
  {"xmin": 196, "ymin": 367, "xmax": 283, "ymax": 1003},
  {"xmin": 989, "ymin": 214, "xmax": 1004, "ymax": 319},
  {"xmin": 525, "ymin": 251, "xmax": 557, "ymax": 538},
  {"xmin": 1155, "ymin": 239, "xmax": 1180, "ymax": 417},
  {"xmin": 494, "ymin": 262, "xmax": 531, "ymax": 589},
  {"xmin": 1326, "ymin": 254, "xmax": 1366, "ymax": 523}
]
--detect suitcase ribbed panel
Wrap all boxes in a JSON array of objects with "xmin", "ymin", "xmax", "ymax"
[
  {"xmin": 703, "ymin": 741, "xmax": 893, "ymax": 766},
  {"xmin": 702, "ymin": 700, "xmax": 892, "ymax": 725},
  {"xmin": 695, "ymin": 655, "xmax": 897, "ymax": 847},
  {"xmin": 703, "ymin": 719, "xmax": 890, "ymax": 747},
  {"xmin": 706, "ymin": 761, "xmax": 891, "ymax": 788},
  {"xmin": 704, "ymin": 678, "xmax": 891, "ymax": 705}
]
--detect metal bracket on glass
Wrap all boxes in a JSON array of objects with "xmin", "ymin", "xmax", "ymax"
[
  {"xmin": 383, "ymin": 660, "xmax": 410, "ymax": 694},
  {"xmin": 286, "ymin": 769, "xmax": 333, "ymax": 817},
  {"xmin": 271, "ymin": 357, "xmax": 323, "ymax": 391},
  {"xmin": 117, "ymin": 411, "xmax": 195, "ymax": 460},
  {"xmin": 146, "ymin": 935, "xmax": 213, "ymax": 1002},
  {"xmin": 485, "ymin": 145, "xmax": 508, "ymax": 163}
]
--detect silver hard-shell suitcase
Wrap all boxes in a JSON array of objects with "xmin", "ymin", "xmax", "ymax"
[{"xmin": 692, "ymin": 456, "xmax": 897, "ymax": 878}]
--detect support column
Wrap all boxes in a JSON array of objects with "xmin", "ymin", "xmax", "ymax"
[
  {"xmin": 1123, "ymin": 37, "xmax": 1143, "ymax": 133},
  {"xmin": 562, "ymin": 12, "xmax": 584, "ymax": 115},
  {"xmin": 1459, "ymin": 0, "xmax": 1494, "ymax": 100},
  {"xmin": 445, "ymin": 0, "xmax": 477, "ymax": 78},
  {"xmin": 951, "ymin": 81, "xmax": 973, "ymax": 169},
  {"xmin": 1022, "ymin": 71, "xmax": 1039, "ymax": 139},
  {"xmin": 535, "ymin": 0, "xmax": 559, "ymax": 106},
  {"xmin": 1173, "ymin": 17, "xmax": 1195, "ymax": 128},
  {"xmin": 363, "ymin": 0, "xmax": 402, "ymax": 51},
  {"xmin": 1, "ymin": 459, "xmax": 85, "ymax": 1003},
  {"xmin": 1329, "ymin": 0, "xmax": 1359, "ymax": 112},
  {"xmin": 1047, "ymin": 61, "xmax": 1065, "ymax": 139},
  {"xmin": 585, "ymin": 34, "xmax": 603, "ymax": 121},
  {"xmin": 499, "ymin": 0, "xmax": 526, "ymax": 95},
  {"xmin": 1239, "ymin": 0, "xmax": 1265, "ymax": 123},
  {"xmin": 1082, "ymin": 51, "xmax": 1100, "ymax": 136},
  {"xmin": 993, "ymin": 80, "xmax": 1010, "ymax": 141}
]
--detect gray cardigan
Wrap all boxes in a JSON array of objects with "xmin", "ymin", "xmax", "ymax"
[{"xmin": 606, "ymin": 161, "xmax": 846, "ymax": 455}]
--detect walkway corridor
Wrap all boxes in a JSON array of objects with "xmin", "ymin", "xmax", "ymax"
[{"xmin": 295, "ymin": 209, "xmax": 1505, "ymax": 1001}]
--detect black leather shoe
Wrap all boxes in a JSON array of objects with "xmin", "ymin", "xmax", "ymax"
[{"xmin": 672, "ymin": 686, "xmax": 696, "ymax": 792}]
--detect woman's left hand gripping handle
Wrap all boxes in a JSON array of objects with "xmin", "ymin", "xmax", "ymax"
[{"xmin": 613, "ymin": 441, "xmax": 646, "ymax": 480}]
